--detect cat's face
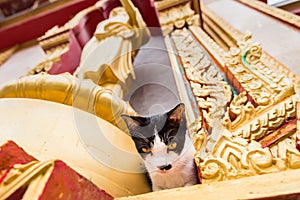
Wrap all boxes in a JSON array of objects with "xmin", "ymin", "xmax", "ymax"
[{"xmin": 122, "ymin": 103, "xmax": 188, "ymax": 174}]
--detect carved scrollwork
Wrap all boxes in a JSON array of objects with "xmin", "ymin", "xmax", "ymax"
[
  {"xmin": 169, "ymin": 27, "xmax": 299, "ymax": 184},
  {"xmin": 221, "ymin": 33, "xmax": 295, "ymax": 134},
  {"xmin": 157, "ymin": 2, "xmax": 199, "ymax": 35},
  {"xmin": 227, "ymin": 96, "xmax": 296, "ymax": 140},
  {"xmin": 223, "ymin": 91, "xmax": 256, "ymax": 130},
  {"xmin": 198, "ymin": 100, "xmax": 298, "ymax": 183},
  {"xmin": 172, "ymin": 26, "xmax": 300, "ymax": 184},
  {"xmin": 225, "ymin": 33, "xmax": 294, "ymax": 107},
  {"xmin": 188, "ymin": 117, "xmax": 206, "ymax": 154},
  {"xmin": 163, "ymin": 7, "xmax": 300, "ymax": 186},
  {"xmin": 261, "ymin": 52, "xmax": 300, "ymax": 82},
  {"xmin": 198, "ymin": 158, "xmax": 231, "ymax": 181},
  {"xmin": 171, "ymin": 29, "xmax": 232, "ymax": 128},
  {"xmin": 241, "ymin": 142, "xmax": 275, "ymax": 174},
  {"xmin": 199, "ymin": 131, "xmax": 300, "ymax": 183}
]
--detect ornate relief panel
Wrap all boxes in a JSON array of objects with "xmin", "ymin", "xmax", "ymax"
[
  {"xmin": 162, "ymin": 9, "xmax": 300, "ymax": 183},
  {"xmin": 156, "ymin": 1, "xmax": 200, "ymax": 35}
]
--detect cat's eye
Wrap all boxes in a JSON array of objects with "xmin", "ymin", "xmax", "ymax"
[
  {"xmin": 168, "ymin": 142, "xmax": 177, "ymax": 150},
  {"xmin": 141, "ymin": 147, "xmax": 151, "ymax": 153}
]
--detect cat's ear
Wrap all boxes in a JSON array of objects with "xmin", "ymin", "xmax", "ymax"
[
  {"xmin": 121, "ymin": 115, "xmax": 148, "ymax": 132},
  {"xmin": 167, "ymin": 103, "xmax": 185, "ymax": 124}
]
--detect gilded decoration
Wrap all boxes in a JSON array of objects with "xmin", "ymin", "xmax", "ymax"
[
  {"xmin": 28, "ymin": 43, "xmax": 69, "ymax": 75},
  {"xmin": 200, "ymin": 3, "xmax": 300, "ymax": 83},
  {"xmin": 156, "ymin": 2, "xmax": 199, "ymax": 35},
  {"xmin": 0, "ymin": 160, "xmax": 54, "ymax": 199},
  {"xmin": 0, "ymin": 73, "xmax": 136, "ymax": 130},
  {"xmin": 171, "ymin": 28, "xmax": 232, "ymax": 129},
  {"xmin": 197, "ymin": 98, "xmax": 299, "ymax": 184},
  {"xmin": 261, "ymin": 52, "xmax": 300, "ymax": 82},
  {"xmin": 13, "ymin": 0, "xmax": 150, "ymax": 132},
  {"xmin": 74, "ymin": 2, "xmax": 150, "ymax": 94},
  {"xmin": 198, "ymin": 134, "xmax": 299, "ymax": 182},
  {"xmin": 189, "ymin": 25, "xmax": 296, "ymax": 130},
  {"xmin": 222, "ymin": 33, "xmax": 295, "ymax": 130},
  {"xmin": 162, "ymin": 11, "xmax": 300, "ymax": 182},
  {"xmin": 28, "ymin": 5, "xmax": 99, "ymax": 75},
  {"xmin": 2, "ymin": 0, "xmax": 300, "ymax": 198}
]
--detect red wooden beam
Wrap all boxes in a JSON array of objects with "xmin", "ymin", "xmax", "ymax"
[{"xmin": 0, "ymin": 0, "xmax": 98, "ymax": 51}]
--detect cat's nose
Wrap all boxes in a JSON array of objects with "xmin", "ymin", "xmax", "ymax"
[{"xmin": 158, "ymin": 164, "xmax": 172, "ymax": 171}]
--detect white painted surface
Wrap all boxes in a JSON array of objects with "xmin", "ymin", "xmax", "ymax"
[{"xmin": 0, "ymin": 45, "xmax": 45, "ymax": 85}]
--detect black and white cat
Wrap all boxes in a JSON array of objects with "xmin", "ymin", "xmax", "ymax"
[{"xmin": 121, "ymin": 103, "xmax": 199, "ymax": 191}]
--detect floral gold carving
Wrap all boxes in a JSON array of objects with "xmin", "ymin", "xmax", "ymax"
[
  {"xmin": 200, "ymin": 4, "xmax": 300, "ymax": 83},
  {"xmin": 198, "ymin": 127, "xmax": 300, "ymax": 183},
  {"xmin": 157, "ymin": 2, "xmax": 199, "ymax": 35},
  {"xmin": 189, "ymin": 117, "xmax": 206, "ymax": 155},
  {"xmin": 224, "ymin": 33, "xmax": 294, "ymax": 109},
  {"xmin": 171, "ymin": 28, "xmax": 231, "ymax": 130},
  {"xmin": 227, "ymin": 95, "xmax": 296, "ymax": 140},
  {"xmin": 164, "ymin": 20, "xmax": 300, "ymax": 183}
]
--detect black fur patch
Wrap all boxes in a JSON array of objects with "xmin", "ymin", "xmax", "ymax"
[{"xmin": 121, "ymin": 103, "xmax": 187, "ymax": 158}]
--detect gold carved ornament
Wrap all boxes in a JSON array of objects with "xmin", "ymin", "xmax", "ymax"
[
  {"xmin": 170, "ymin": 29, "xmax": 232, "ymax": 155},
  {"xmin": 198, "ymin": 35, "xmax": 299, "ymax": 183},
  {"xmin": 200, "ymin": 3, "xmax": 300, "ymax": 93},
  {"xmin": 28, "ymin": 5, "xmax": 100, "ymax": 75},
  {"xmin": 166, "ymin": 24, "xmax": 300, "ymax": 183},
  {"xmin": 157, "ymin": 2, "xmax": 200, "ymax": 35}
]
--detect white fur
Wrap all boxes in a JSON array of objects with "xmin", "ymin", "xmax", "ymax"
[{"xmin": 144, "ymin": 130, "xmax": 198, "ymax": 191}]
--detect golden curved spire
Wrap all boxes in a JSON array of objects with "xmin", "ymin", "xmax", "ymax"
[{"xmin": 0, "ymin": 73, "xmax": 136, "ymax": 130}]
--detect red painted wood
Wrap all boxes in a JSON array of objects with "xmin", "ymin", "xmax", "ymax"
[
  {"xmin": 48, "ymin": 30, "xmax": 82, "ymax": 75},
  {"xmin": 72, "ymin": 9, "xmax": 105, "ymax": 48},
  {"xmin": 45, "ymin": 0, "xmax": 162, "ymax": 74},
  {"xmin": 0, "ymin": 0, "xmax": 162, "ymax": 51},
  {"xmin": 98, "ymin": 0, "xmax": 122, "ymax": 19},
  {"xmin": 0, "ymin": 0, "xmax": 98, "ymax": 51},
  {"xmin": 0, "ymin": 140, "xmax": 37, "ymax": 173},
  {"xmin": 0, "ymin": 0, "xmax": 162, "ymax": 74},
  {"xmin": 0, "ymin": 0, "xmax": 37, "ymax": 17},
  {"xmin": 39, "ymin": 160, "xmax": 113, "ymax": 200},
  {"xmin": 47, "ymin": 8, "xmax": 105, "ymax": 75},
  {"xmin": 132, "ymin": 0, "xmax": 162, "ymax": 35}
]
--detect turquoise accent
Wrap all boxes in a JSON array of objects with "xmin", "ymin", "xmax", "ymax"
[
  {"xmin": 241, "ymin": 50, "xmax": 272, "ymax": 84},
  {"xmin": 189, "ymin": 33, "xmax": 238, "ymax": 96}
]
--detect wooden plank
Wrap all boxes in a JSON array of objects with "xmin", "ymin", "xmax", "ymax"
[{"xmin": 117, "ymin": 168, "xmax": 300, "ymax": 199}]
